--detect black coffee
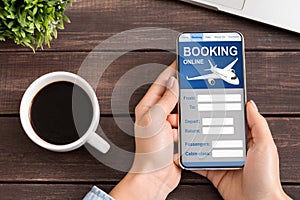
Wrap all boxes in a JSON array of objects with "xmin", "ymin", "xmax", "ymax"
[{"xmin": 30, "ymin": 81, "xmax": 93, "ymax": 145}]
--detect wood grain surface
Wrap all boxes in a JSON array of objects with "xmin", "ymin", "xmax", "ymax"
[
  {"xmin": 0, "ymin": 0, "xmax": 300, "ymax": 51},
  {"xmin": 0, "ymin": 51, "xmax": 300, "ymax": 115},
  {"xmin": 0, "ymin": 0, "xmax": 299, "ymax": 199},
  {"xmin": 0, "ymin": 117, "xmax": 299, "ymax": 183}
]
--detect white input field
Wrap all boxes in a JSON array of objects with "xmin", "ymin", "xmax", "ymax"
[
  {"xmin": 202, "ymin": 127, "xmax": 234, "ymax": 134},
  {"xmin": 212, "ymin": 150, "xmax": 243, "ymax": 158},
  {"xmin": 198, "ymin": 94, "xmax": 241, "ymax": 102},
  {"xmin": 202, "ymin": 118, "xmax": 234, "ymax": 126},
  {"xmin": 198, "ymin": 103, "xmax": 241, "ymax": 111},
  {"xmin": 212, "ymin": 140, "xmax": 243, "ymax": 148}
]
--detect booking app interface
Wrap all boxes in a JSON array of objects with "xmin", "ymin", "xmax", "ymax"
[{"xmin": 178, "ymin": 32, "xmax": 246, "ymax": 168}]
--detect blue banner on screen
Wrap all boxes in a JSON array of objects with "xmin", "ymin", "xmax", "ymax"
[{"xmin": 178, "ymin": 41, "xmax": 244, "ymax": 89}]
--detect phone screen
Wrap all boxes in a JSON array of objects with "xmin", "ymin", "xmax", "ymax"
[{"xmin": 178, "ymin": 32, "xmax": 247, "ymax": 169}]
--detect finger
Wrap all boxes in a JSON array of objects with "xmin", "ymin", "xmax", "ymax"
[
  {"xmin": 167, "ymin": 114, "xmax": 178, "ymax": 128},
  {"xmin": 194, "ymin": 170, "xmax": 208, "ymax": 177},
  {"xmin": 246, "ymin": 100, "xmax": 274, "ymax": 146},
  {"xmin": 136, "ymin": 84, "xmax": 165, "ymax": 113},
  {"xmin": 174, "ymin": 153, "xmax": 180, "ymax": 167},
  {"xmin": 172, "ymin": 128, "xmax": 178, "ymax": 143},
  {"xmin": 137, "ymin": 61, "xmax": 177, "ymax": 110},
  {"xmin": 172, "ymin": 127, "xmax": 180, "ymax": 167},
  {"xmin": 193, "ymin": 170, "xmax": 231, "ymax": 190},
  {"xmin": 155, "ymin": 76, "xmax": 179, "ymax": 115}
]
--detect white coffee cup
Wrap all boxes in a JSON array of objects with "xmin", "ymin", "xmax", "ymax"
[{"xmin": 20, "ymin": 71, "xmax": 110, "ymax": 153}]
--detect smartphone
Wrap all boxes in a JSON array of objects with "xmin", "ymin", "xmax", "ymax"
[{"xmin": 177, "ymin": 32, "xmax": 247, "ymax": 169}]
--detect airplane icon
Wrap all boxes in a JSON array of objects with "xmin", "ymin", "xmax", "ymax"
[{"xmin": 186, "ymin": 58, "xmax": 239, "ymax": 86}]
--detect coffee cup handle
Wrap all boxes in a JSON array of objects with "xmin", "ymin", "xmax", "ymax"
[{"xmin": 86, "ymin": 132, "xmax": 110, "ymax": 153}]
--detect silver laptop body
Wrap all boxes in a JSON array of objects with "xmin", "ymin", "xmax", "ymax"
[{"xmin": 180, "ymin": 0, "xmax": 300, "ymax": 33}]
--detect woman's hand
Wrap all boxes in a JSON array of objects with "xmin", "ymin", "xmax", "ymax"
[
  {"xmin": 110, "ymin": 61, "xmax": 181, "ymax": 200},
  {"xmin": 194, "ymin": 101, "xmax": 292, "ymax": 200}
]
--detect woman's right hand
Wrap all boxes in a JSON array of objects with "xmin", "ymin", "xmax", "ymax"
[{"xmin": 194, "ymin": 101, "xmax": 292, "ymax": 200}]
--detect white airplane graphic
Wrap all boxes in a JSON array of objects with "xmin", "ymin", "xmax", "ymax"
[{"xmin": 186, "ymin": 58, "xmax": 239, "ymax": 86}]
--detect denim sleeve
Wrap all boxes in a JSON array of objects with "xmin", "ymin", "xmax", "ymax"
[{"xmin": 83, "ymin": 186, "xmax": 115, "ymax": 200}]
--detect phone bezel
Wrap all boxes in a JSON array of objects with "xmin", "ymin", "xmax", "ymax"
[{"xmin": 177, "ymin": 31, "xmax": 247, "ymax": 170}]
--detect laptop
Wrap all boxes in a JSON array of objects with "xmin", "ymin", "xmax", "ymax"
[{"xmin": 179, "ymin": 0, "xmax": 300, "ymax": 33}]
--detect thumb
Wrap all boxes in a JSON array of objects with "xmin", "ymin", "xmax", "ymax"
[
  {"xmin": 246, "ymin": 100, "xmax": 274, "ymax": 146},
  {"xmin": 155, "ymin": 76, "xmax": 179, "ymax": 115}
]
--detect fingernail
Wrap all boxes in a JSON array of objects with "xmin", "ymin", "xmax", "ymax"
[
  {"xmin": 250, "ymin": 100, "xmax": 258, "ymax": 111},
  {"xmin": 167, "ymin": 76, "xmax": 175, "ymax": 89}
]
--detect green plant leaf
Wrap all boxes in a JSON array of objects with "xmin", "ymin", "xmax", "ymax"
[
  {"xmin": 0, "ymin": 0, "xmax": 72, "ymax": 51},
  {"xmin": 6, "ymin": 15, "xmax": 13, "ymax": 19},
  {"xmin": 7, "ymin": 21, "xmax": 14, "ymax": 29},
  {"xmin": 20, "ymin": 30, "xmax": 26, "ymax": 38},
  {"xmin": 62, "ymin": 14, "xmax": 70, "ymax": 23},
  {"xmin": 56, "ymin": 20, "xmax": 64, "ymax": 29},
  {"xmin": 34, "ymin": 22, "xmax": 41, "ymax": 32},
  {"xmin": 52, "ymin": 27, "xmax": 57, "ymax": 39},
  {"xmin": 32, "ymin": 6, "xmax": 38, "ymax": 16}
]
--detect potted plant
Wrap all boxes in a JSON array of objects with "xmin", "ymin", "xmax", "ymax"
[{"xmin": 0, "ymin": 0, "xmax": 72, "ymax": 51}]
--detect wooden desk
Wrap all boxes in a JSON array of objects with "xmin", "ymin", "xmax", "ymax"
[{"xmin": 0, "ymin": 0, "xmax": 299, "ymax": 199}]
